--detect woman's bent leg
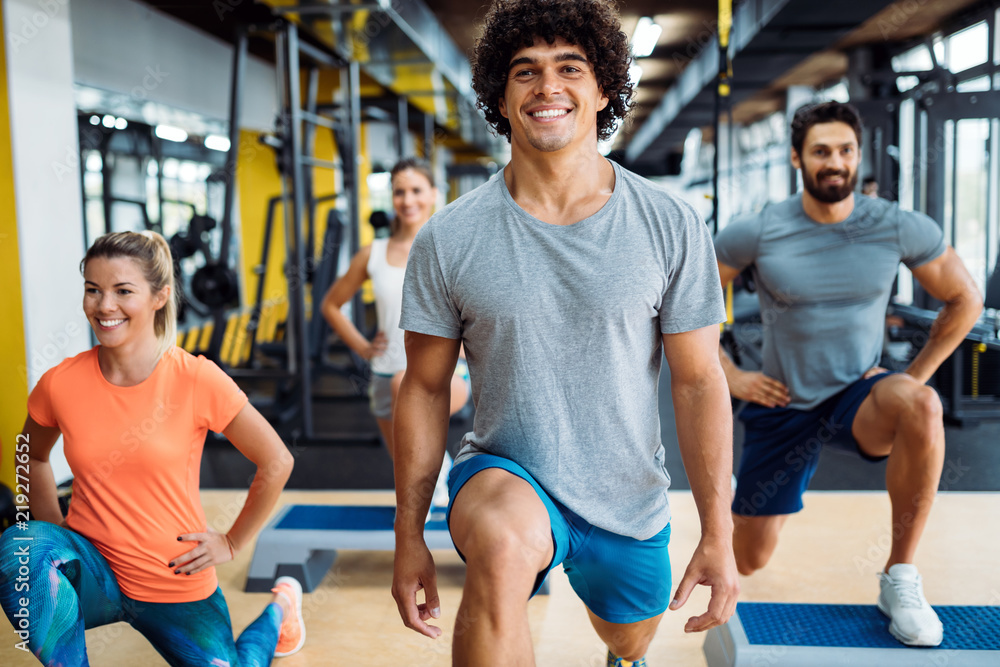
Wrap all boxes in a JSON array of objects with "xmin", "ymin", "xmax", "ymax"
[
  {"xmin": 0, "ymin": 521, "xmax": 125, "ymax": 666},
  {"xmin": 131, "ymin": 588, "xmax": 280, "ymax": 667}
]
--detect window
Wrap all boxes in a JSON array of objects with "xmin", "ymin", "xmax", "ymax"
[
  {"xmin": 956, "ymin": 75, "xmax": 991, "ymax": 93},
  {"xmin": 944, "ymin": 21, "xmax": 989, "ymax": 73},
  {"xmin": 891, "ymin": 45, "xmax": 933, "ymax": 72},
  {"xmin": 953, "ymin": 118, "xmax": 991, "ymax": 296},
  {"xmin": 896, "ymin": 76, "xmax": 920, "ymax": 93}
]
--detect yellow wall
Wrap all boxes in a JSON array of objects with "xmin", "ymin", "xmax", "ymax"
[
  {"xmin": 236, "ymin": 129, "xmax": 287, "ymax": 310},
  {"xmin": 233, "ymin": 65, "xmax": 436, "ymax": 324},
  {"xmin": 236, "ymin": 69, "xmax": 382, "ymax": 323},
  {"xmin": 234, "ymin": 91, "xmax": 349, "ymax": 329},
  {"xmin": 0, "ymin": 10, "xmax": 28, "ymax": 490}
]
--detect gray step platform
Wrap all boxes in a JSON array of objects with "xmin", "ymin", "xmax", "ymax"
[
  {"xmin": 704, "ymin": 602, "xmax": 1000, "ymax": 666},
  {"xmin": 245, "ymin": 504, "xmax": 550, "ymax": 595}
]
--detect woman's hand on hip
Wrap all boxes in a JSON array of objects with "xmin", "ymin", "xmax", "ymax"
[
  {"xmin": 169, "ymin": 530, "xmax": 234, "ymax": 575},
  {"xmin": 364, "ymin": 331, "xmax": 389, "ymax": 359}
]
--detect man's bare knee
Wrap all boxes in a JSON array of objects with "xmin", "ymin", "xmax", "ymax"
[
  {"xmin": 887, "ymin": 384, "xmax": 945, "ymax": 457},
  {"xmin": 732, "ymin": 513, "xmax": 786, "ymax": 575},
  {"xmin": 462, "ymin": 519, "xmax": 539, "ymax": 564},
  {"xmin": 734, "ymin": 547, "xmax": 771, "ymax": 576},
  {"xmin": 458, "ymin": 522, "xmax": 547, "ymax": 607},
  {"xmin": 905, "ymin": 385, "xmax": 943, "ymax": 425}
]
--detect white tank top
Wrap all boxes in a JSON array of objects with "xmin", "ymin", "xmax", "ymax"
[{"xmin": 366, "ymin": 238, "xmax": 407, "ymax": 375}]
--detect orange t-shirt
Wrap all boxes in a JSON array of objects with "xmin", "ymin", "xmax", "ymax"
[{"xmin": 28, "ymin": 345, "xmax": 248, "ymax": 602}]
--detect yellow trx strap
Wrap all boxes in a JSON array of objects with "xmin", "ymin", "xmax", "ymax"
[
  {"xmin": 718, "ymin": 0, "xmax": 733, "ymax": 97},
  {"xmin": 971, "ymin": 342, "xmax": 987, "ymax": 398}
]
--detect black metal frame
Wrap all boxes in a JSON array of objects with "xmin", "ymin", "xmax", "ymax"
[{"xmin": 220, "ymin": 19, "xmax": 382, "ymax": 442}]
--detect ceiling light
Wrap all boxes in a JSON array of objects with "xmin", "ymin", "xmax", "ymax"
[
  {"xmin": 631, "ymin": 17, "xmax": 662, "ymax": 58},
  {"xmin": 89, "ymin": 115, "xmax": 100, "ymax": 125},
  {"xmin": 155, "ymin": 125, "xmax": 188, "ymax": 142},
  {"xmin": 114, "ymin": 118, "xmax": 128, "ymax": 130},
  {"xmin": 102, "ymin": 114, "xmax": 116, "ymax": 128},
  {"xmin": 629, "ymin": 64, "xmax": 644, "ymax": 87},
  {"xmin": 205, "ymin": 135, "xmax": 231, "ymax": 152}
]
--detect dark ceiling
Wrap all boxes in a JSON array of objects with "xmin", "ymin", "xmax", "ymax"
[
  {"xmin": 139, "ymin": 1, "xmax": 722, "ymax": 149},
  {"xmin": 140, "ymin": 0, "xmax": 987, "ymax": 160}
]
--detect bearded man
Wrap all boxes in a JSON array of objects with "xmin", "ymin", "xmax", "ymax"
[{"xmin": 715, "ymin": 101, "xmax": 982, "ymax": 647}]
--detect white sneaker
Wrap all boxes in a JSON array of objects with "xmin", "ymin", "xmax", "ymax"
[{"xmin": 877, "ymin": 563, "xmax": 943, "ymax": 646}]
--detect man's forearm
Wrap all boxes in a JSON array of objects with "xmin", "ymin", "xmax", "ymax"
[
  {"xmin": 906, "ymin": 295, "xmax": 983, "ymax": 383},
  {"xmin": 672, "ymin": 365, "xmax": 734, "ymax": 538},
  {"xmin": 393, "ymin": 380, "xmax": 451, "ymax": 538}
]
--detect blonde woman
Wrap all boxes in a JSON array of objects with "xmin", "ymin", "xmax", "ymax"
[
  {"xmin": 0, "ymin": 231, "xmax": 305, "ymax": 665},
  {"xmin": 322, "ymin": 158, "xmax": 469, "ymax": 506}
]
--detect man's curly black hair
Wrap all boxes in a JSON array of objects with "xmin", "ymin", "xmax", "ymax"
[{"xmin": 471, "ymin": 0, "xmax": 633, "ymax": 142}]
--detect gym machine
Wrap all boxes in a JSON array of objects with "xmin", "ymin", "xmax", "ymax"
[{"xmin": 216, "ymin": 19, "xmax": 383, "ymax": 444}]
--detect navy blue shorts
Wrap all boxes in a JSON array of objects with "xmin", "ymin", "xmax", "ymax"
[
  {"xmin": 733, "ymin": 372, "xmax": 895, "ymax": 517},
  {"xmin": 446, "ymin": 453, "xmax": 672, "ymax": 624}
]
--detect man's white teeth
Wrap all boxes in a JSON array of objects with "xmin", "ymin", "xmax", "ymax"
[
  {"xmin": 531, "ymin": 109, "xmax": 568, "ymax": 118},
  {"xmin": 100, "ymin": 319, "xmax": 124, "ymax": 327}
]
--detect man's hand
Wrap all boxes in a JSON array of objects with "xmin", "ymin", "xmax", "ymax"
[
  {"xmin": 669, "ymin": 535, "xmax": 740, "ymax": 633},
  {"xmin": 392, "ymin": 536, "xmax": 443, "ymax": 638},
  {"xmin": 730, "ymin": 370, "xmax": 790, "ymax": 408}
]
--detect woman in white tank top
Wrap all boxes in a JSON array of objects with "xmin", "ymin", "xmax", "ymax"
[{"xmin": 321, "ymin": 159, "xmax": 469, "ymax": 484}]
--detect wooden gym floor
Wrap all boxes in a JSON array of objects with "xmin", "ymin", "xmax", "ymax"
[{"xmin": 2, "ymin": 489, "xmax": 998, "ymax": 666}]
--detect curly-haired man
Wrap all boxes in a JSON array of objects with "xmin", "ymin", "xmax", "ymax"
[{"xmin": 392, "ymin": 1, "xmax": 738, "ymax": 664}]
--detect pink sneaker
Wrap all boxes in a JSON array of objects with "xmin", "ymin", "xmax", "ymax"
[{"xmin": 271, "ymin": 576, "xmax": 306, "ymax": 657}]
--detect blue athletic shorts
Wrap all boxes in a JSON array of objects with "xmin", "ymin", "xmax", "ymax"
[
  {"xmin": 733, "ymin": 372, "xmax": 896, "ymax": 517},
  {"xmin": 446, "ymin": 453, "xmax": 672, "ymax": 624}
]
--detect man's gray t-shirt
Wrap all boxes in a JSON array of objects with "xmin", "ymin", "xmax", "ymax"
[
  {"xmin": 715, "ymin": 193, "xmax": 946, "ymax": 410},
  {"xmin": 400, "ymin": 161, "xmax": 725, "ymax": 540}
]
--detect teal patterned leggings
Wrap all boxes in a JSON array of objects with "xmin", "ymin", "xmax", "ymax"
[{"xmin": 0, "ymin": 521, "xmax": 280, "ymax": 667}]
